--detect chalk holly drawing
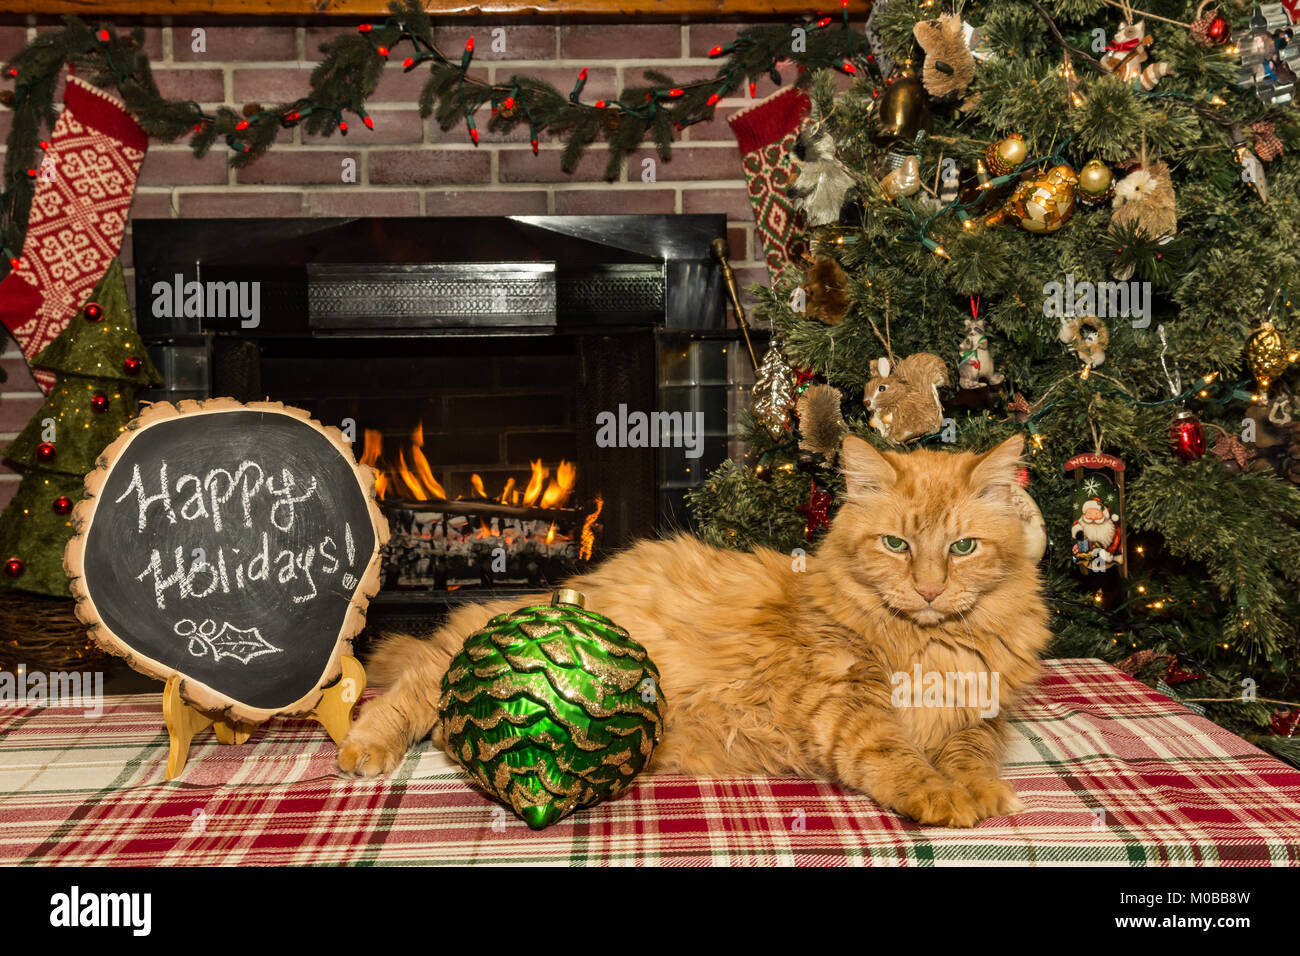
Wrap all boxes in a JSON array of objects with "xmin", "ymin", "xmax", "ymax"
[{"xmin": 173, "ymin": 618, "xmax": 283, "ymax": 665}]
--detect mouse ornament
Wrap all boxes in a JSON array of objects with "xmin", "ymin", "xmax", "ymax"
[{"xmin": 863, "ymin": 353, "xmax": 949, "ymax": 443}]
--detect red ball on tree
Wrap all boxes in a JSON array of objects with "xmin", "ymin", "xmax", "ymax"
[
  {"xmin": 4, "ymin": 557, "xmax": 25, "ymax": 579},
  {"xmin": 1206, "ymin": 15, "xmax": 1230, "ymax": 44},
  {"xmin": 1170, "ymin": 410, "xmax": 1206, "ymax": 461},
  {"xmin": 90, "ymin": 392, "xmax": 110, "ymax": 413},
  {"xmin": 83, "ymin": 302, "xmax": 104, "ymax": 322},
  {"xmin": 52, "ymin": 495, "xmax": 73, "ymax": 515},
  {"xmin": 123, "ymin": 356, "xmax": 143, "ymax": 376},
  {"xmin": 35, "ymin": 442, "xmax": 56, "ymax": 463}
]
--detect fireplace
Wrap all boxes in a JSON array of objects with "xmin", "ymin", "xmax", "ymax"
[{"xmin": 131, "ymin": 215, "xmax": 753, "ymax": 619}]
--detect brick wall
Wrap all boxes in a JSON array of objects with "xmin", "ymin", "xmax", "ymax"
[{"xmin": 0, "ymin": 14, "xmax": 793, "ymax": 511}]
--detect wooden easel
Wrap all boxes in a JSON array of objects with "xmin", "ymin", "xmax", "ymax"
[{"xmin": 162, "ymin": 655, "xmax": 366, "ymax": 780}]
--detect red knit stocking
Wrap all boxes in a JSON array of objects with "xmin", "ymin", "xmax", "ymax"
[{"xmin": 0, "ymin": 74, "xmax": 147, "ymax": 393}]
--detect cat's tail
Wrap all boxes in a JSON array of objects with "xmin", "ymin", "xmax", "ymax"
[{"xmin": 363, "ymin": 632, "xmax": 431, "ymax": 687}]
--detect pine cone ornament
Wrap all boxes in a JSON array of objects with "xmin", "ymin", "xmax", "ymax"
[
  {"xmin": 439, "ymin": 590, "xmax": 665, "ymax": 829},
  {"xmin": 1251, "ymin": 121, "xmax": 1283, "ymax": 162},
  {"xmin": 753, "ymin": 342, "xmax": 799, "ymax": 439}
]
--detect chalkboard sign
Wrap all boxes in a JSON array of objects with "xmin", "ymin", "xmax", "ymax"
[{"xmin": 65, "ymin": 400, "xmax": 388, "ymax": 723}]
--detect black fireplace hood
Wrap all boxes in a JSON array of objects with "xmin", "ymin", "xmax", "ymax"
[{"xmin": 133, "ymin": 215, "xmax": 729, "ymax": 337}]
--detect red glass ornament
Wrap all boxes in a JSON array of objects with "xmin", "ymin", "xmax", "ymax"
[
  {"xmin": 796, "ymin": 480, "xmax": 834, "ymax": 540},
  {"xmin": 35, "ymin": 442, "xmax": 56, "ymax": 463},
  {"xmin": 83, "ymin": 301, "xmax": 103, "ymax": 322},
  {"xmin": 4, "ymin": 557, "xmax": 24, "ymax": 579},
  {"xmin": 52, "ymin": 495, "xmax": 73, "ymax": 515},
  {"xmin": 1206, "ymin": 16, "xmax": 1230, "ymax": 44},
  {"xmin": 90, "ymin": 393, "xmax": 110, "ymax": 414},
  {"xmin": 123, "ymin": 356, "xmax": 143, "ymax": 375},
  {"xmin": 1170, "ymin": 410, "xmax": 1206, "ymax": 461}
]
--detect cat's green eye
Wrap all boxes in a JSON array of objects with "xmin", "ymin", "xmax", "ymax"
[
  {"xmin": 950, "ymin": 537, "xmax": 978, "ymax": 556},
  {"xmin": 882, "ymin": 535, "xmax": 910, "ymax": 553}
]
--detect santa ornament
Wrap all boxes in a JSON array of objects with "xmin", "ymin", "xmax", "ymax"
[{"xmin": 1064, "ymin": 453, "xmax": 1127, "ymax": 576}]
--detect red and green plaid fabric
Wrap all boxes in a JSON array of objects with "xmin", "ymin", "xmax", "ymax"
[{"xmin": 1, "ymin": 660, "xmax": 1298, "ymax": 866}]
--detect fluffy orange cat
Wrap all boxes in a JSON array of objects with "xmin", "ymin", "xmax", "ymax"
[{"xmin": 338, "ymin": 434, "xmax": 1052, "ymax": 827}]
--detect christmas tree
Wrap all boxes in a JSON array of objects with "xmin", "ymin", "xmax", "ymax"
[
  {"xmin": 690, "ymin": 2, "xmax": 1300, "ymax": 764},
  {"xmin": 0, "ymin": 258, "xmax": 161, "ymax": 597}
]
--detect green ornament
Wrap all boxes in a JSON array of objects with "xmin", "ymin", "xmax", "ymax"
[{"xmin": 439, "ymin": 589, "xmax": 665, "ymax": 830}]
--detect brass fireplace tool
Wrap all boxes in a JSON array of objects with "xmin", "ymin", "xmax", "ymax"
[{"xmin": 710, "ymin": 237, "xmax": 758, "ymax": 371}]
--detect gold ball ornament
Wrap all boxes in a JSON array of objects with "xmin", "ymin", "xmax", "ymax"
[
  {"xmin": 984, "ymin": 133, "xmax": 1027, "ymax": 176},
  {"xmin": 1077, "ymin": 159, "xmax": 1114, "ymax": 206},
  {"xmin": 1247, "ymin": 321, "xmax": 1290, "ymax": 390},
  {"xmin": 872, "ymin": 61, "xmax": 932, "ymax": 146},
  {"xmin": 986, "ymin": 164, "xmax": 1078, "ymax": 233}
]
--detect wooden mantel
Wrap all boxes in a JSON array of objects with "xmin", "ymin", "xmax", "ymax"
[{"xmin": 0, "ymin": 0, "xmax": 837, "ymax": 16}]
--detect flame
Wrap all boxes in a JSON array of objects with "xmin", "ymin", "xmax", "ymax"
[
  {"xmin": 540, "ymin": 460, "xmax": 577, "ymax": 509},
  {"xmin": 408, "ymin": 439, "xmax": 447, "ymax": 500},
  {"xmin": 471, "ymin": 474, "xmax": 488, "ymax": 498},
  {"xmin": 522, "ymin": 460, "xmax": 549, "ymax": 507},
  {"xmin": 395, "ymin": 449, "xmax": 429, "ymax": 500},
  {"xmin": 360, "ymin": 429, "xmax": 383, "ymax": 467},
  {"xmin": 546, "ymin": 522, "xmax": 557, "ymax": 545},
  {"xmin": 499, "ymin": 477, "xmax": 516, "ymax": 504},
  {"xmin": 579, "ymin": 495, "xmax": 603, "ymax": 561}
]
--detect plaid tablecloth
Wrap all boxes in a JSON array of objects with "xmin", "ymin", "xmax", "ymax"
[{"xmin": 1, "ymin": 659, "xmax": 1298, "ymax": 866}]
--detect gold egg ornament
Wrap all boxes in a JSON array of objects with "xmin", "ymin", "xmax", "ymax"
[
  {"xmin": 1077, "ymin": 159, "xmax": 1114, "ymax": 206},
  {"xmin": 984, "ymin": 133, "xmax": 1027, "ymax": 177},
  {"xmin": 986, "ymin": 164, "xmax": 1079, "ymax": 234}
]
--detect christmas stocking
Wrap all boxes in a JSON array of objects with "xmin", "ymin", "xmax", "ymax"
[
  {"xmin": 729, "ymin": 86, "xmax": 810, "ymax": 287},
  {"xmin": 0, "ymin": 74, "xmax": 147, "ymax": 393}
]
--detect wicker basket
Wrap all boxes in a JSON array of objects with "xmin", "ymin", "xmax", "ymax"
[{"xmin": 0, "ymin": 590, "xmax": 110, "ymax": 673}]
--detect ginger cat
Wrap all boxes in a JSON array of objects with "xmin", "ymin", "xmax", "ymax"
[{"xmin": 337, "ymin": 434, "xmax": 1052, "ymax": 827}]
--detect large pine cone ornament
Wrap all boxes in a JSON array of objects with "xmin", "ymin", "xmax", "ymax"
[{"xmin": 439, "ymin": 589, "xmax": 665, "ymax": 829}]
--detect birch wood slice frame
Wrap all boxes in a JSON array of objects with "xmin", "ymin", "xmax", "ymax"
[{"xmin": 64, "ymin": 398, "xmax": 390, "ymax": 725}]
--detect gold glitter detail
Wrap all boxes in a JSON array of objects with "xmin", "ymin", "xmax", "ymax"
[
  {"xmin": 574, "ymin": 642, "xmax": 642, "ymax": 692},
  {"xmin": 536, "ymin": 637, "xmax": 577, "ymax": 667},
  {"xmin": 601, "ymin": 748, "xmax": 632, "ymax": 766}
]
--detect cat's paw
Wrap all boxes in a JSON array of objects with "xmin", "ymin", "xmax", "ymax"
[
  {"xmin": 960, "ymin": 776, "xmax": 1024, "ymax": 818},
  {"xmin": 900, "ymin": 779, "xmax": 985, "ymax": 828},
  {"xmin": 336, "ymin": 731, "xmax": 406, "ymax": 778}
]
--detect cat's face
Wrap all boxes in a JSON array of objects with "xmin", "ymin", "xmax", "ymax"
[{"xmin": 823, "ymin": 436, "xmax": 1029, "ymax": 626}]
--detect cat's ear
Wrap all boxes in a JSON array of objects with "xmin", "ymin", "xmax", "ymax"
[
  {"xmin": 971, "ymin": 434, "xmax": 1024, "ymax": 499},
  {"xmin": 841, "ymin": 435, "xmax": 896, "ymax": 499}
]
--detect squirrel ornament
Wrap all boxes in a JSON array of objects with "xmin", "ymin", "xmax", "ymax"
[{"xmin": 863, "ymin": 353, "xmax": 949, "ymax": 443}]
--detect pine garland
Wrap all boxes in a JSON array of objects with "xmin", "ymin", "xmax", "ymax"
[{"xmin": 0, "ymin": 0, "xmax": 876, "ymax": 280}]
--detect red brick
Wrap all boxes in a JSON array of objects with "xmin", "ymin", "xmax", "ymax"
[
  {"xmin": 151, "ymin": 69, "xmax": 225, "ymax": 103},
  {"xmin": 308, "ymin": 190, "xmax": 421, "ymax": 217},
  {"xmin": 727, "ymin": 223, "xmax": 751, "ymax": 261},
  {"xmin": 434, "ymin": 25, "xmax": 556, "ymax": 61},
  {"xmin": 509, "ymin": 66, "xmax": 616, "ymax": 103},
  {"xmin": 682, "ymin": 104, "xmax": 745, "ymax": 144},
  {"xmin": 232, "ymin": 67, "xmax": 314, "ymax": 104},
  {"xmin": 371, "ymin": 64, "xmax": 432, "ymax": 104},
  {"xmin": 304, "ymin": 24, "xmax": 355, "ymax": 56},
  {"xmin": 369, "ymin": 149, "xmax": 490, "ymax": 185},
  {"xmin": 561, "ymin": 24, "xmax": 682, "ymax": 60},
  {"xmin": 687, "ymin": 21, "xmax": 789, "ymax": 58},
  {"xmin": 682, "ymin": 186, "xmax": 754, "ymax": 220},
  {"xmin": 499, "ymin": 146, "xmax": 611, "ymax": 183},
  {"xmin": 628, "ymin": 146, "xmax": 739, "ymax": 182},
  {"xmin": 178, "ymin": 191, "xmax": 303, "ymax": 218},
  {"xmin": 554, "ymin": 187, "xmax": 676, "ymax": 215},
  {"xmin": 0, "ymin": 111, "xmax": 11, "ymax": 144},
  {"xmin": 0, "ymin": 394, "xmax": 42, "ymax": 431},
  {"xmin": 236, "ymin": 150, "xmax": 361, "ymax": 185},
  {"xmin": 626, "ymin": 63, "xmax": 719, "ymax": 87},
  {"xmin": 0, "ymin": 357, "xmax": 35, "ymax": 392},
  {"xmin": 139, "ymin": 149, "xmax": 229, "ymax": 186},
  {"xmin": 129, "ymin": 191, "xmax": 179, "ymax": 219},
  {"xmin": 0, "ymin": 26, "xmax": 30, "ymax": 62},
  {"xmin": 172, "ymin": 25, "xmax": 298, "ymax": 62},
  {"xmin": 304, "ymin": 108, "xmax": 425, "ymax": 146},
  {"xmin": 424, "ymin": 189, "xmax": 548, "ymax": 216},
  {"xmin": 429, "ymin": 107, "xmax": 527, "ymax": 145}
]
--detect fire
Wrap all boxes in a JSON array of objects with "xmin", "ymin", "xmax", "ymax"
[
  {"xmin": 545, "ymin": 522, "xmax": 557, "ymax": 546},
  {"xmin": 363, "ymin": 423, "xmax": 581, "ymax": 513},
  {"xmin": 522, "ymin": 459, "xmax": 548, "ymax": 507},
  {"xmin": 579, "ymin": 495, "xmax": 603, "ymax": 561}
]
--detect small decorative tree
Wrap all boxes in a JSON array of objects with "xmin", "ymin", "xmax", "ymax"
[{"xmin": 0, "ymin": 258, "xmax": 160, "ymax": 597}]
